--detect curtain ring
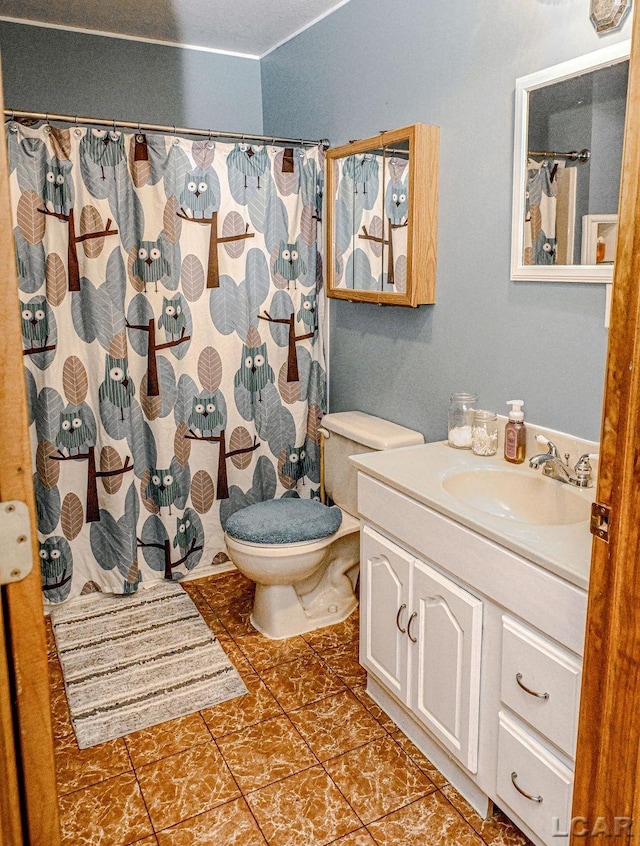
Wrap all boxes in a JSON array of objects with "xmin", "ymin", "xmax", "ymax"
[
  {"xmin": 173, "ymin": 125, "xmax": 177, "ymax": 134},
  {"xmin": 74, "ymin": 115, "xmax": 79, "ymax": 126},
  {"xmin": 45, "ymin": 113, "xmax": 49, "ymax": 123},
  {"xmin": 137, "ymin": 121, "xmax": 141, "ymax": 132}
]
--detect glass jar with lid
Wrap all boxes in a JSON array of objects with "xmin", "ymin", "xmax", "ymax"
[
  {"xmin": 471, "ymin": 410, "xmax": 498, "ymax": 456},
  {"xmin": 448, "ymin": 392, "xmax": 477, "ymax": 449}
]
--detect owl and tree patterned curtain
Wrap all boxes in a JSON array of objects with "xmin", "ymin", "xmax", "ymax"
[
  {"xmin": 7, "ymin": 121, "xmax": 325, "ymax": 604},
  {"xmin": 523, "ymin": 159, "xmax": 558, "ymax": 265},
  {"xmin": 332, "ymin": 151, "xmax": 409, "ymax": 292}
]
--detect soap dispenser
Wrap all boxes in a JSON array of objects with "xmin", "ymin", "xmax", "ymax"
[{"xmin": 504, "ymin": 400, "xmax": 526, "ymax": 464}]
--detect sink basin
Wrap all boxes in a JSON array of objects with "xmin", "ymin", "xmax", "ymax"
[{"xmin": 442, "ymin": 468, "xmax": 590, "ymax": 525}]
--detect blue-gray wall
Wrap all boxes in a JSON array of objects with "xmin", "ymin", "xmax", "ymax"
[
  {"xmin": 590, "ymin": 66, "xmax": 628, "ymax": 215},
  {"xmin": 262, "ymin": 0, "xmax": 632, "ymax": 441},
  {"xmin": 0, "ymin": 21, "xmax": 263, "ymax": 133}
]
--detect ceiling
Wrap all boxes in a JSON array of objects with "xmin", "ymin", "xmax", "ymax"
[{"xmin": 0, "ymin": 0, "xmax": 351, "ymax": 58}]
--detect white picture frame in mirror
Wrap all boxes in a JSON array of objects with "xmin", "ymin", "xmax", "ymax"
[
  {"xmin": 581, "ymin": 213, "xmax": 618, "ymax": 265},
  {"xmin": 511, "ymin": 40, "xmax": 630, "ymax": 283}
]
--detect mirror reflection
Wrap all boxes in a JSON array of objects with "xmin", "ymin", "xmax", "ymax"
[
  {"xmin": 511, "ymin": 42, "xmax": 630, "ymax": 283},
  {"xmin": 525, "ymin": 61, "xmax": 628, "ymax": 267},
  {"xmin": 332, "ymin": 142, "xmax": 410, "ymax": 293}
]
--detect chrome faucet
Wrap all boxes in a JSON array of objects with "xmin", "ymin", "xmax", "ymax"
[{"xmin": 529, "ymin": 435, "xmax": 597, "ymax": 488}]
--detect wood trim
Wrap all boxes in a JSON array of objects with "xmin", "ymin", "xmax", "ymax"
[
  {"xmin": 0, "ymin": 601, "xmax": 23, "ymax": 846},
  {"xmin": 326, "ymin": 124, "xmax": 420, "ymax": 159},
  {"xmin": 411, "ymin": 123, "xmax": 439, "ymax": 305},
  {"xmin": 0, "ymin": 58, "xmax": 61, "ymax": 844},
  {"xmin": 571, "ymin": 10, "xmax": 640, "ymax": 844},
  {"xmin": 326, "ymin": 287, "xmax": 415, "ymax": 306}
]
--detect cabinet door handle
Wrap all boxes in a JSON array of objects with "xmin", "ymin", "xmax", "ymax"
[
  {"xmin": 396, "ymin": 603, "xmax": 407, "ymax": 633},
  {"xmin": 511, "ymin": 771, "xmax": 543, "ymax": 803},
  {"xmin": 515, "ymin": 672, "xmax": 550, "ymax": 700},
  {"xmin": 407, "ymin": 611, "xmax": 418, "ymax": 643}
]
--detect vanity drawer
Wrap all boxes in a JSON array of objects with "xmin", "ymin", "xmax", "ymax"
[
  {"xmin": 500, "ymin": 616, "xmax": 581, "ymax": 758},
  {"xmin": 496, "ymin": 712, "xmax": 573, "ymax": 845}
]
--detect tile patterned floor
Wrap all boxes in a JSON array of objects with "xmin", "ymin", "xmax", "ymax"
[{"xmin": 46, "ymin": 569, "xmax": 534, "ymax": 845}]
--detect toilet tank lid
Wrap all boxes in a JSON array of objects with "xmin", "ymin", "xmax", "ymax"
[{"xmin": 321, "ymin": 411, "xmax": 424, "ymax": 450}]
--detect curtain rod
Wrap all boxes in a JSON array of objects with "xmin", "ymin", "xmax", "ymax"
[
  {"xmin": 528, "ymin": 148, "xmax": 591, "ymax": 163},
  {"xmin": 4, "ymin": 109, "xmax": 330, "ymax": 148}
]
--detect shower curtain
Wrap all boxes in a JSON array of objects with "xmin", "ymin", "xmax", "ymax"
[
  {"xmin": 523, "ymin": 158, "xmax": 558, "ymax": 265},
  {"xmin": 7, "ymin": 121, "xmax": 326, "ymax": 604}
]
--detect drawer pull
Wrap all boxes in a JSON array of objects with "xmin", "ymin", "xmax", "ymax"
[
  {"xmin": 396, "ymin": 603, "xmax": 407, "ymax": 633},
  {"xmin": 511, "ymin": 771, "xmax": 543, "ymax": 803},
  {"xmin": 407, "ymin": 611, "xmax": 418, "ymax": 643},
  {"xmin": 515, "ymin": 672, "xmax": 550, "ymax": 700}
]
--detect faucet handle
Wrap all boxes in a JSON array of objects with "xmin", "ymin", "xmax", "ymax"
[
  {"xmin": 573, "ymin": 453, "xmax": 598, "ymax": 486},
  {"xmin": 535, "ymin": 434, "xmax": 559, "ymax": 456},
  {"xmin": 575, "ymin": 452, "xmax": 599, "ymax": 465}
]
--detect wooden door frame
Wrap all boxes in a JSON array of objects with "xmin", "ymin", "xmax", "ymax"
[
  {"xmin": 0, "ymin": 56, "xmax": 60, "ymax": 844},
  {"xmin": 572, "ymin": 8, "xmax": 640, "ymax": 844}
]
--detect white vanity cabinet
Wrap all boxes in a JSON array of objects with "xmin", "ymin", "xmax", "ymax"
[
  {"xmin": 356, "ymin": 470, "xmax": 588, "ymax": 846},
  {"xmin": 360, "ymin": 525, "xmax": 483, "ymax": 772}
]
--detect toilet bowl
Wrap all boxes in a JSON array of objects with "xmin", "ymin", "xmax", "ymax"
[
  {"xmin": 224, "ymin": 412, "xmax": 424, "ymax": 639},
  {"xmin": 225, "ymin": 510, "xmax": 360, "ymax": 639}
]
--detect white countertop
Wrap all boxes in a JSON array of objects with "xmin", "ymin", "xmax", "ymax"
[{"xmin": 350, "ymin": 441, "xmax": 594, "ymax": 591}]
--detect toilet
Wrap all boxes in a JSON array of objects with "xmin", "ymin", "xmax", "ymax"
[{"xmin": 224, "ymin": 411, "xmax": 424, "ymax": 639}]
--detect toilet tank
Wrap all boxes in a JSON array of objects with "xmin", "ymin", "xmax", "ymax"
[{"xmin": 320, "ymin": 411, "xmax": 424, "ymax": 515}]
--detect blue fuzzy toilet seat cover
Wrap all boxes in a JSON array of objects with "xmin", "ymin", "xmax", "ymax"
[{"xmin": 225, "ymin": 499, "xmax": 343, "ymax": 545}]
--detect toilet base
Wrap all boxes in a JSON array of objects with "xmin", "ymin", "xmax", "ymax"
[{"xmin": 250, "ymin": 582, "xmax": 358, "ymax": 640}]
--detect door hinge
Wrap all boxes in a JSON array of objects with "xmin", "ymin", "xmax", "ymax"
[
  {"xmin": 590, "ymin": 501, "xmax": 611, "ymax": 543},
  {"xmin": 0, "ymin": 501, "xmax": 33, "ymax": 585}
]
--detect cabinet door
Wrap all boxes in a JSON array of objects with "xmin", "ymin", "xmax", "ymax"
[
  {"xmin": 360, "ymin": 526, "xmax": 412, "ymax": 700},
  {"xmin": 410, "ymin": 558, "xmax": 483, "ymax": 772}
]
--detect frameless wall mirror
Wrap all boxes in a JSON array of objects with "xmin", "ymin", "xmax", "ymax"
[
  {"xmin": 511, "ymin": 41, "xmax": 630, "ymax": 282},
  {"xmin": 326, "ymin": 123, "xmax": 439, "ymax": 306}
]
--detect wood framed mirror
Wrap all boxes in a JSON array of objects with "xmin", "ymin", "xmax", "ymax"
[{"xmin": 325, "ymin": 123, "xmax": 439, "ymax": 306}]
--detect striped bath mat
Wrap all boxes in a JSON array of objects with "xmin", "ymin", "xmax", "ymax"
[{"xmin": 51, "ymin": 581, "xmax": 247, "ymax": 749}]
